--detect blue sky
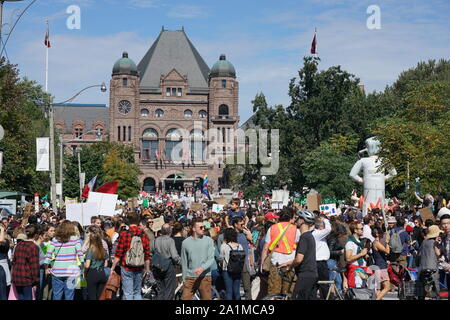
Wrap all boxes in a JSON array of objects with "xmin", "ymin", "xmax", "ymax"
[{"xmin": 4, "ymin": 0, "xmax": 450, "ymax": 123}]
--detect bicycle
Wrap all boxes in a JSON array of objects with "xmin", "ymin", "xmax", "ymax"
[
  {"xmin": 174, "ymin": 273, "xmax": 221, "ymax": 300},
  {"xmin": 262, "ymin": 267, "xmax": 296, "ymax": 300}
]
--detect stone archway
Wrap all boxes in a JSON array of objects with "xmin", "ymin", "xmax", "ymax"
[{"xmin": 143, "ymin": 177, "xmax": 156, "ymax": 192}]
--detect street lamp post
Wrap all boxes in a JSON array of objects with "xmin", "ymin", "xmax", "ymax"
[
  {"xmin": 49, "ymin": 83, "xmax": 107, "ymax": 211},
  {"xmin": 60, "ymin": 129, "xmax": 106, "ymax": 203},
  {"xmin": 0, "ymin": 1, "xmax": 23, "ymax": 48}
]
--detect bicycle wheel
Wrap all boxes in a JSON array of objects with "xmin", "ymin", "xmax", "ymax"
[
  {"xmin": 262, "ymin": 293, "xmax": 288, "ymax": 300},
  {"xmin": 211, "ymin": 286, "xmax": 221, "ymax": 300}
]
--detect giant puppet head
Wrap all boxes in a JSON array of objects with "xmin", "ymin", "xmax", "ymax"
[{"xmin": 365, "ymin": 137, "xmax": 381, "ymax": 156}]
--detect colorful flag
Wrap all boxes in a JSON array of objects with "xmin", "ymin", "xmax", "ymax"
[
  {"xmin": 82, "ymin": 175, "xmax": 97, "ymax": 199},
  {"xmin": 310, "ymin": 32, "xmax": 316, "ymax": 54},
  {"xmin": 44, "ymin": 23, "xmax": 51, "ymax": 48},
  {"xmin": 95, "ymin": 181, "xmax": 119, "ymax": 194},
  {"xmin": 202, "ymin": 174, "xmax": 211, "ymax": 200}
]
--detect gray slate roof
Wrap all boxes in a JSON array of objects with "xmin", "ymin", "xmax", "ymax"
[
  {"xmin": 137, "ymin": 30, "xmax": 211, "ymax": 90},
  {"xmin": 53, "ymin": 104, "xmax": 109, "ymax": 134}
]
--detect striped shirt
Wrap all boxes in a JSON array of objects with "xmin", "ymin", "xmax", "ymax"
[{"xmin": 44, "ymin": 236, "xmax": 84, "ymax": 277}]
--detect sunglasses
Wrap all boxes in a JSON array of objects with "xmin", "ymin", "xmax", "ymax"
[{"xmin": 198, "ymin": 226, "xmax": 205, "ymax": 230}]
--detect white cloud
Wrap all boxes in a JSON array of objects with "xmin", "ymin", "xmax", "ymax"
[
  {"xmin": 128, "ymin": 0, "xmax": 161, "ymax": 8},
  {"xmin": 15, "ymin": 32, "xmax": 152, "ymax": 105},
  {"xmin": 166, "ymin": 5, "xmax": 207, "ymax": 19}
]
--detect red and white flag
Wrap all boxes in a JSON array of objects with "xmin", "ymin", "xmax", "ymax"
[{"xmin": 44, "ymin": 24, "xmax": 51, "ymax": 48}]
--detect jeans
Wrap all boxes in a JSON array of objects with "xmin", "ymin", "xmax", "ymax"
[
  {"xmin": 317, "ymin": 261, "xmax": 329, "ymax": 299},
  {"xmin": 52, "ymin": 276, "xmax": 75, "ymax": 300},
  {"xmin": 86, "ymin": 268, "xmax": 108, "ymax": 300},
  {"xmin": 121, "ymin": 267, "xmax": 143, "ymax": 300},
  {"xmin": 211, "ymin": 269, "xmax": 224, "ymax": 296},
  {"xmin": 37, "ymin": 268, "xmax": 45, "ymax": 300},
  {"xmin": 223, "ymin": 271, "xmax": 241, "ymax": 300},
  {"xmin": 327, "ymin": 259, "xmax": 343, "ymax": 293},
  {"xmin": 16, "ymin": 286, "xmax": 33, "ymax": 300}
]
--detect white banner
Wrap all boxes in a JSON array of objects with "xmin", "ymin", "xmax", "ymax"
[
  {"xmin": 36, "ymin": 137, "xmax": 50, "ymax": 171},
  {"xmin": 56, "ymin": 183, "xmax": 62, "ymax": 196},
  {"xmin": 88, "ymin": 192, "xmax": 118, "ymax": 217},
  {"xmin": 66, "ymin": 202, "xmax": 98, "ymax": 226}
]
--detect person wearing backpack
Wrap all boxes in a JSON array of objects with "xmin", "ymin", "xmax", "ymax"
[
  {"xmin": 388, "ymin": 216, "xmax": 410, "ymax": 268},
  {"xmin": 152, "ymin": 223, "xmax": 180, "ymax": 300},
  {"xmin": 111, "ymin": 212, "xmax": 150, "ymax": 300},
  {"xmin": 220, "ymin": 228, "xmax": 244, "ymax": 300}
]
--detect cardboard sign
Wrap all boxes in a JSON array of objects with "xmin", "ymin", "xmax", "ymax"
[
  {"xmin": 212, "ymin": 204, "xmax": 224, "ymax": 213},
  {"xmin": 419, "ymin": 207, "xmax": 435, "ymax": 222},
  {"xmin": 65, "ymin": 197, "xmax": 78, "ymax": 205},
  {"xmin": 271, "ymin": 202, "xmax": 283, "ymax": 210},
  {"xmin": 143, "ymin": 200, "xmax": 149, "ymax": 208},
  {"xmin": 320, "ymin": 203, "xmax": 338, "ymax": 216},
  {"xmin": 88, "ymin": 192, "xmax": 118, "ymax": 217},
  {"xmin": 151, "ymin": 216, "xmax": 165, "ymax": 233},
  {"xmin": 214, "ymin": 197, "xmax": 228, "ymax": 206},
  {"xmin": 66, "ymin": 202, "xmax": 98, "ymax": 226},
  {"xmin": 190, "ymin": 203, "xmax": 203, "ymax": 211},
  {"xmin": 307, "ymin": 193, "xmax": 322, "ymax": 211}
]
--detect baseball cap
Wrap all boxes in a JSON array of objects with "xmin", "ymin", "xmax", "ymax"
[{"xmin": 264, "ymin": 212, "xmax": 279, "ymax": 221}]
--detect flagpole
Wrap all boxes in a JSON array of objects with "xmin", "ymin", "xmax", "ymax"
[{"xmin": 45, "ymin": 20, "xmax": 49, "ymax": 92}]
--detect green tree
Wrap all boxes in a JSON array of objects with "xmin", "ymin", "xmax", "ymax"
[
  {"xmin": 372, "ymin": 80, "xmax": 450, "ymax": 196},
  {"xmin": 63, "ymin": 141, "xmax": 141, "ymax": 200},
  {"xmin": 0, "ymin": 59, "xmax": 52, "ymax": 195},
  {"xmin": 302, "ymin": 135, "xmax": 360, "ymax": 201},
  {"xmin": 102, "ymin": 149, "xmax": 140, "ymax": 200}
]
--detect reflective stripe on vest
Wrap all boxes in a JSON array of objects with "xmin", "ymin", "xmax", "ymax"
[{"xmin": 268, "ymin": 222, "xmax": 297, "ymax": 254}]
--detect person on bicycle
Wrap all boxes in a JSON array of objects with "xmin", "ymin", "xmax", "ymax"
[
  {"xmin": 417, "ymin": 224, "xmax": 441, "ymax": 297},
  {"xmin": 261, "ymin": 209, "xmax": 300, "ymax": 295},
  {"xmin": 290, "ymin": 210, "xmax": 317, "ymax": 300}
]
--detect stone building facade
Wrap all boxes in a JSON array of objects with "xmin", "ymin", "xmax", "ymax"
[{"xmin": 56, "ymin": 29, "xmax": 239, "ymax": 193}]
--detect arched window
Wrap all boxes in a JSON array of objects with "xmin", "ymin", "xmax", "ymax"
[
  {"xmin": 199, "ymin": 110, "xmax": 207, "ymax": 118},
  {"xmin": 142, "ymin": 128, "xmax": 159, "ymax": 160},
  {"xmin": 94, "ymin": 126, "xmax": 104, "ymax": 140},
  {"xmin": 155, "ymin": 109, "xmax": 164, "ymax": 118},
  {"xmin": 165, "ymin": 128, "xmax": 183, "ymax": 161},
  {"xmin": 184, "ymin": 109, "xmax": 193, "ymax": 118},
  {"xmin": 141, "ymin": 109, "xmax": 149, "ymax": 117},
  {"xmin": 190, "ymin": 129, "xmax": 205, "ymax": 163},
  {"xmin": 143, "ymin": 177, "xmax": 156, "ymax": 192},
  {"xmin": 219, "ymin": 104, "xmax": 229, "ymax": 116},
  {"xmin": 74, "ymin": 126, "xmax": 83, "ymax": 138}
]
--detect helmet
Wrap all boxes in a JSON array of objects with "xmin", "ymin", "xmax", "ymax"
[{"xmin": 297, "ymin": 210, "xmax": 315, "ymax": 224}]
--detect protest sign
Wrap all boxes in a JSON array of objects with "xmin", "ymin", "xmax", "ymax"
[
  {"xmin": 214, "ymin": 197, "xmax": 227, "ymax": 206},
  {"xmin": 212, "ymin": 204, "xmax": 224, "ymax": 213},
  {"xmin": 143, "ymin": 200, "xmax": 149, "ymax": 208},
  {"xmin": 419, "ymin": 207, "xmax": 435, "ymax": 222},
  {"xmin": 320, "ymin": 203, "xmax": 338, "ymax": 216},
  {"xmin": 191, "ymin": 203, "xmax": 202, "ymax": 211},
  {"xmin": 151, "ymin": 216, "xmax": 165, "ymax": 232},
  {"xmin": 307, "ymin": 193, "xmax": 322, "ymax": 211},
  {"xmin": 66, "ymin": 202, "xmax": 98, "ymax": 226},
  {"xmin": 88, "ymin": 192, "xmax": 118, "ymax": 217}
]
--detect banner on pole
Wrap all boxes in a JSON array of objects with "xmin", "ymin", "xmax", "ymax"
[{"xmin": 36, "ymin": 137, "xmax": 50, "ymax": 171}]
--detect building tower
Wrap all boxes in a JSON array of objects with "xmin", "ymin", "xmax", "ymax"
[
  {"xmin": 110, "ymin": 52, "xmax": 140, "ymax": 161},
  {"xmin": 208, "ymin": 54, "xmax": 239, "ymax": 181}
]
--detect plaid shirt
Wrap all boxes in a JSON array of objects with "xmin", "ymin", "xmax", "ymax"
[
  {"xmin": 11, "ymin": 240, "xmax": 40, "ymax": 287},
  {"xmin": 115, "ymin": 226, "xmax": 150, "ymax": 272}
]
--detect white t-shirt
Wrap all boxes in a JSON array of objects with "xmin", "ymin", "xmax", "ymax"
[
  {"xmin": 345, "ymin": 240, "xmax": 366, "ymax": 288},
  {"xmin": 265, "ymin": 226, "xmax": 301, "ymax": 265}
]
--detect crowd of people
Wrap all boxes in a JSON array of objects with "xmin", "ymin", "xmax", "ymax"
[{"xmin": 0, "ymin": 193, "xmax": 449, "ymax": 301}]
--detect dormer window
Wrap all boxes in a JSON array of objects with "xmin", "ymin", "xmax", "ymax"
[{"xmin": 166, "ymin": 87, "xmax": 183, "ymax": 97}]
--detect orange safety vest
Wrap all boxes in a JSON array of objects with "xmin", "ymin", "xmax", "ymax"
[{"xmin": 269, "ymin": 222, "xmax": 297, "ymax": 254}]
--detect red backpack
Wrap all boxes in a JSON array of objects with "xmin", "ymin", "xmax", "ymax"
[{"xmin": 388, "ymin": 263, "xmax": 405, "ymax": 287}]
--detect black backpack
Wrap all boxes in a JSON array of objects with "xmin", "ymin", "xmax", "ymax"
[{"xmin": 227, "ymin": 244, "xmax": 246, "ymax": 274}]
